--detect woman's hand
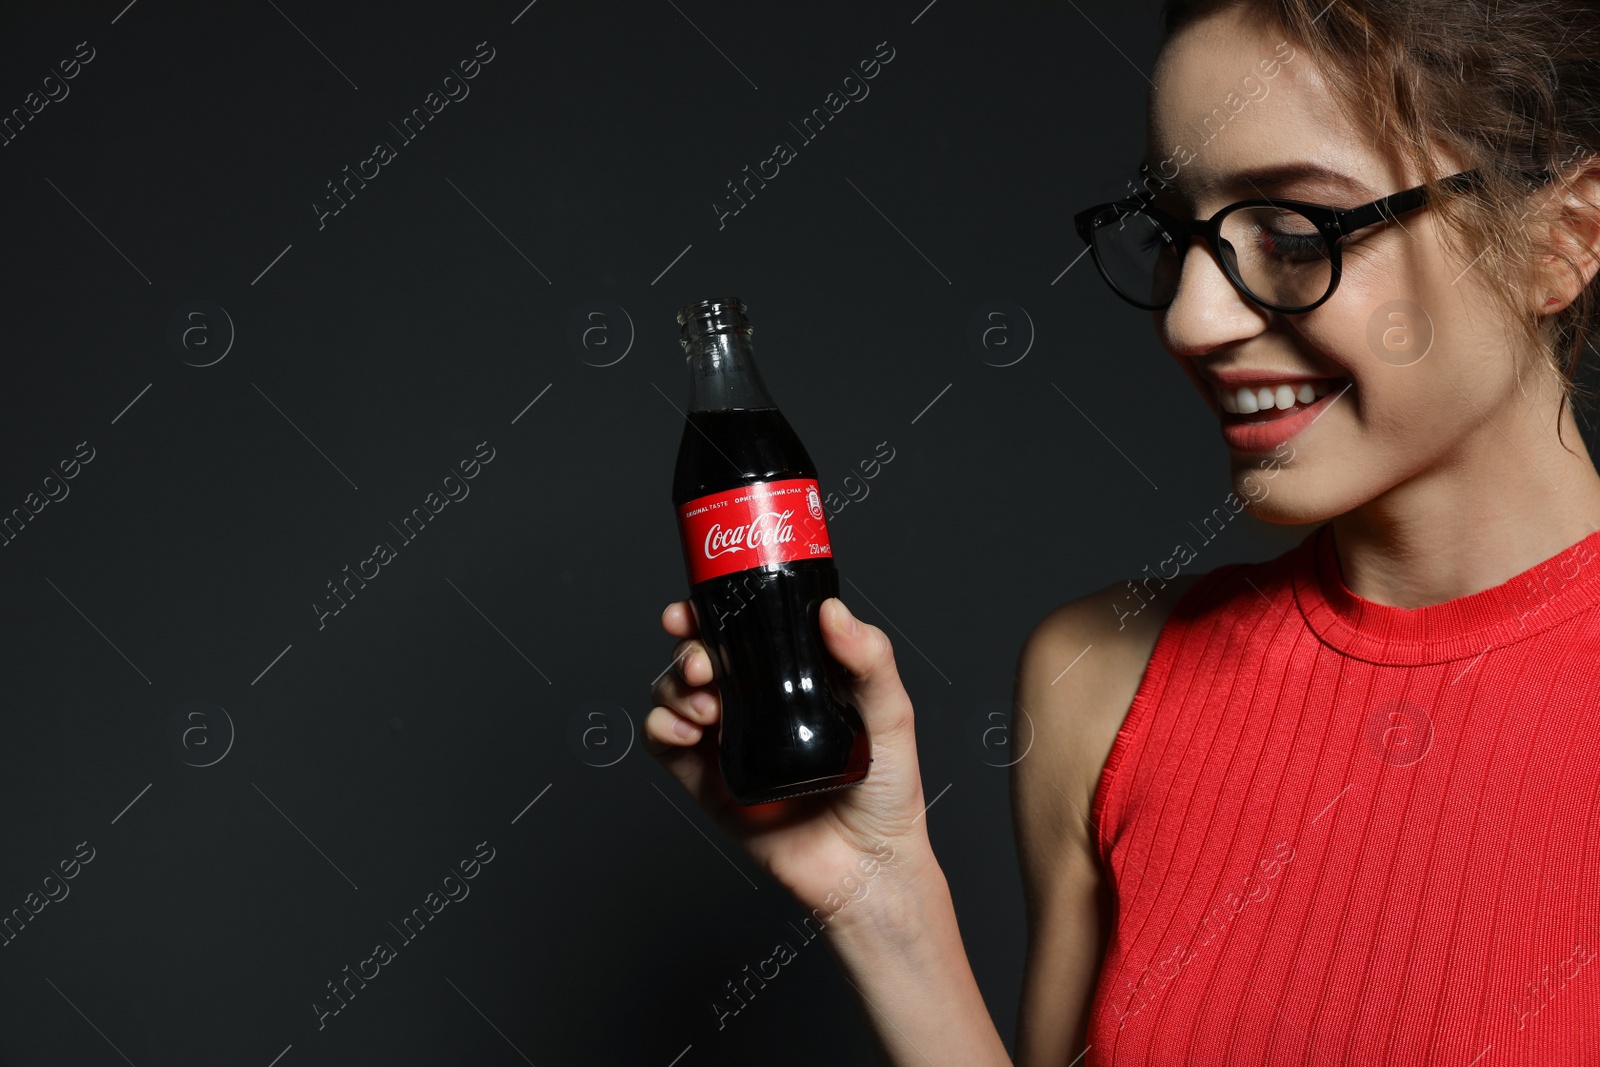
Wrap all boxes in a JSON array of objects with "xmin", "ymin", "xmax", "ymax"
[
  {"xmin": 649, "ymin": 597, "xmax": 1014, "ymax": 1066},
  {"xmin": 645, "ymin": 596, "xmax": 936, "ymax": 922}
]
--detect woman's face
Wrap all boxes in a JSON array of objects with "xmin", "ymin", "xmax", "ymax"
[{"xmin": 1146, "ymin": 7, "xmax": 1555, "ymax": 523}]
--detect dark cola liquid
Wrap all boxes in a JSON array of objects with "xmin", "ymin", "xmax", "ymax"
[{"xmin": 672, "ymin": 407, "xmax": 870, "ymax": 805}]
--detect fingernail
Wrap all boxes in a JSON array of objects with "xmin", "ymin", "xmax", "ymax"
[
  {"xmin": 673, "ymin": 716, "xmax": 699, "ymax": 741},
  {"xmin": 837, "ymin": 598, "xmax": 859, "ymax": 635}
]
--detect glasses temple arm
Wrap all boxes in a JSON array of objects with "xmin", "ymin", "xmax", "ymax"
[{"xmin": 1330, "ymin": 171, "xmax": 1487, "ymax": 236}]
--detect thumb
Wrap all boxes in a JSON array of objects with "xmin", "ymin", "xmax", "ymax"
[{"xmin": 820, "ymin": 597, "xmax": 915, "ymax": 738}]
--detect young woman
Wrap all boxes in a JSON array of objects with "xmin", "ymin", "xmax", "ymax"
[{"xmin": 647, "ymin": 0, "xmax": 1600, "ymax": 1060}]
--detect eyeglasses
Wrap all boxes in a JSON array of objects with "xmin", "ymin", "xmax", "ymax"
[{"xmin": 1073, "ymin": 170, "xmax": 1489, "ymax": 314}]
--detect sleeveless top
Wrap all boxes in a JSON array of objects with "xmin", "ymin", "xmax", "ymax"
[{"xmin": 1086, "ymin": 521, "xmax": 1600, "ymax": 1064}]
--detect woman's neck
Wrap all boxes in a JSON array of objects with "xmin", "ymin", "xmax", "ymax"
[{"xmin": 1332, "ymin": 392, "xmax": 1600, "ymax": 609}]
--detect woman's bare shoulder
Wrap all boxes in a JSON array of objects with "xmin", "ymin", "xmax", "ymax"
[
  {"xmin": 1012, "ymin": 572, "xmax": 1206, "ymax": 850},
  {"xmin": 1008, "ymin": 571, "xmax": 1206, "ymax": 1063}
]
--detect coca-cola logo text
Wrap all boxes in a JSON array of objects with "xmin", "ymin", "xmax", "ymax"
[
  {"xmin": 703, "ymin": 509, "xmax": 795, "ymax": 560},
  {"xmin": 677, "ymin": 478, "xmax": 831, "ymax": 583}
]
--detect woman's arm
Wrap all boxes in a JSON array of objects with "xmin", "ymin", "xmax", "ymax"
[
  {"xmin": 1010, "ymin": 577, "xmax": 1201, "ymax": 1064},
  {"xmin": 818, "ymin": 843, "xmax": 1013, "ymax": 1066},
  {"xmin": 804, "ymin": 577, "xmax": 1200, "ymax": 1067}
]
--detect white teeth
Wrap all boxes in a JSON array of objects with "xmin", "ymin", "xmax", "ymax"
[{"xmin": 1216, "ymin": 377, "xmax": 1347, "ymax": 414}]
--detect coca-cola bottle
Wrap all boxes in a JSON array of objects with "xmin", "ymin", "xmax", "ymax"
[{"xmin": 671, "ymin": 297, "xmax": 871, "ymax": 805}]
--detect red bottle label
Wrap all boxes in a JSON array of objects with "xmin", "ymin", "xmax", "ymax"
[{"xmin": 676, "ymin": 477, "xmax": 833, "ymax": 584}]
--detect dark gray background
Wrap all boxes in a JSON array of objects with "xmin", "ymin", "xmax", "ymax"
[{"xmin": 5, "ymin": 2, "xmax": 1566, "ymax": 1065}]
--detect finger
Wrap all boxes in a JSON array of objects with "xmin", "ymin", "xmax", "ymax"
[
  {"xmin": 657, "ymin": 637, "xmax": 714, "ymax": 691},
  {"xmin": 644, "ymin": 704, "xmax": 704, "ymax": 748},
  {"xmin": 650, "ymin": 669, "xmax": 722, "ymax": 726},
  {"xmin": 819, "ymin": 597, "xmax": 915, "ymax": 738},
  {"xmin": 675, "ymin": 640, "xmax": 714, "ymax": 688},
  {"xmin": 643, "ymin": 706, "xmax": 710, "ymax": 798},
  {"xmin": 649, "ymin": 639, "xmax": 711, "ymax": 700},
  {"xmin": 661, "ymin": 600, "xmax": 701, "ymax": 640}
]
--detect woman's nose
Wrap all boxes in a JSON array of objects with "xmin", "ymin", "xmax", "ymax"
[{"xmin": 1161, "ymin": 240, "xmax": 1269, "ymax": 356}]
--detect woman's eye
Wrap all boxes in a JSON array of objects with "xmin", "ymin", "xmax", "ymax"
[{"xmin": 1254, "ymin": 227, "xmax": 1323, "ymax": 261}]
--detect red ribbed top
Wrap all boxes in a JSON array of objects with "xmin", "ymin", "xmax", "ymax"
[{"xmin": 1086, "ymin": 522, "xmax": 1600, "ymax": 1064}]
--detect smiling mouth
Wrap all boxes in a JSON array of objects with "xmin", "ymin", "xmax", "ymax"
[{"xmin": 1214, "ymin": 377, "xmax": 1351, "ymax": 422}]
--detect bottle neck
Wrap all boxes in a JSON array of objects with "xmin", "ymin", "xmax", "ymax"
[{"xmin": 684, "ymin": 332, "xmax": 777, "ymax": 411}]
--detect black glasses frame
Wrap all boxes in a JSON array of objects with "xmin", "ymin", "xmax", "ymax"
[{"xmin": 1073, "ymin": 169, "xmax": 1489, "ymax": 314}]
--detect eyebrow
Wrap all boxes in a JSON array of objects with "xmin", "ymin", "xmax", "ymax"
[{"xmin": 1136, "ymin": 159, "xmax": 1378, "ymax": 200}]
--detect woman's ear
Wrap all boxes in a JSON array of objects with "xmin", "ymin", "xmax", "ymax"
[{"xmin": 1531, "ymin": 160, "xmax": 1600, "ymax": 314}]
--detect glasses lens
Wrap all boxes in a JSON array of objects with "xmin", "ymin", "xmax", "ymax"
[
  {"xmin": 1220, "ymin": 205, "xmax": 1332, "ymax": 309},
  {"xmin": 1090, "ymin": 205, "xmax": 1181, "ymax": 308}
]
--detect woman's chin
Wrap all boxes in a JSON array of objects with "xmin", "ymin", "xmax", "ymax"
[{"xmin": 1233, "ymin": 480, "xmax": 1350, "ymax": 527}]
